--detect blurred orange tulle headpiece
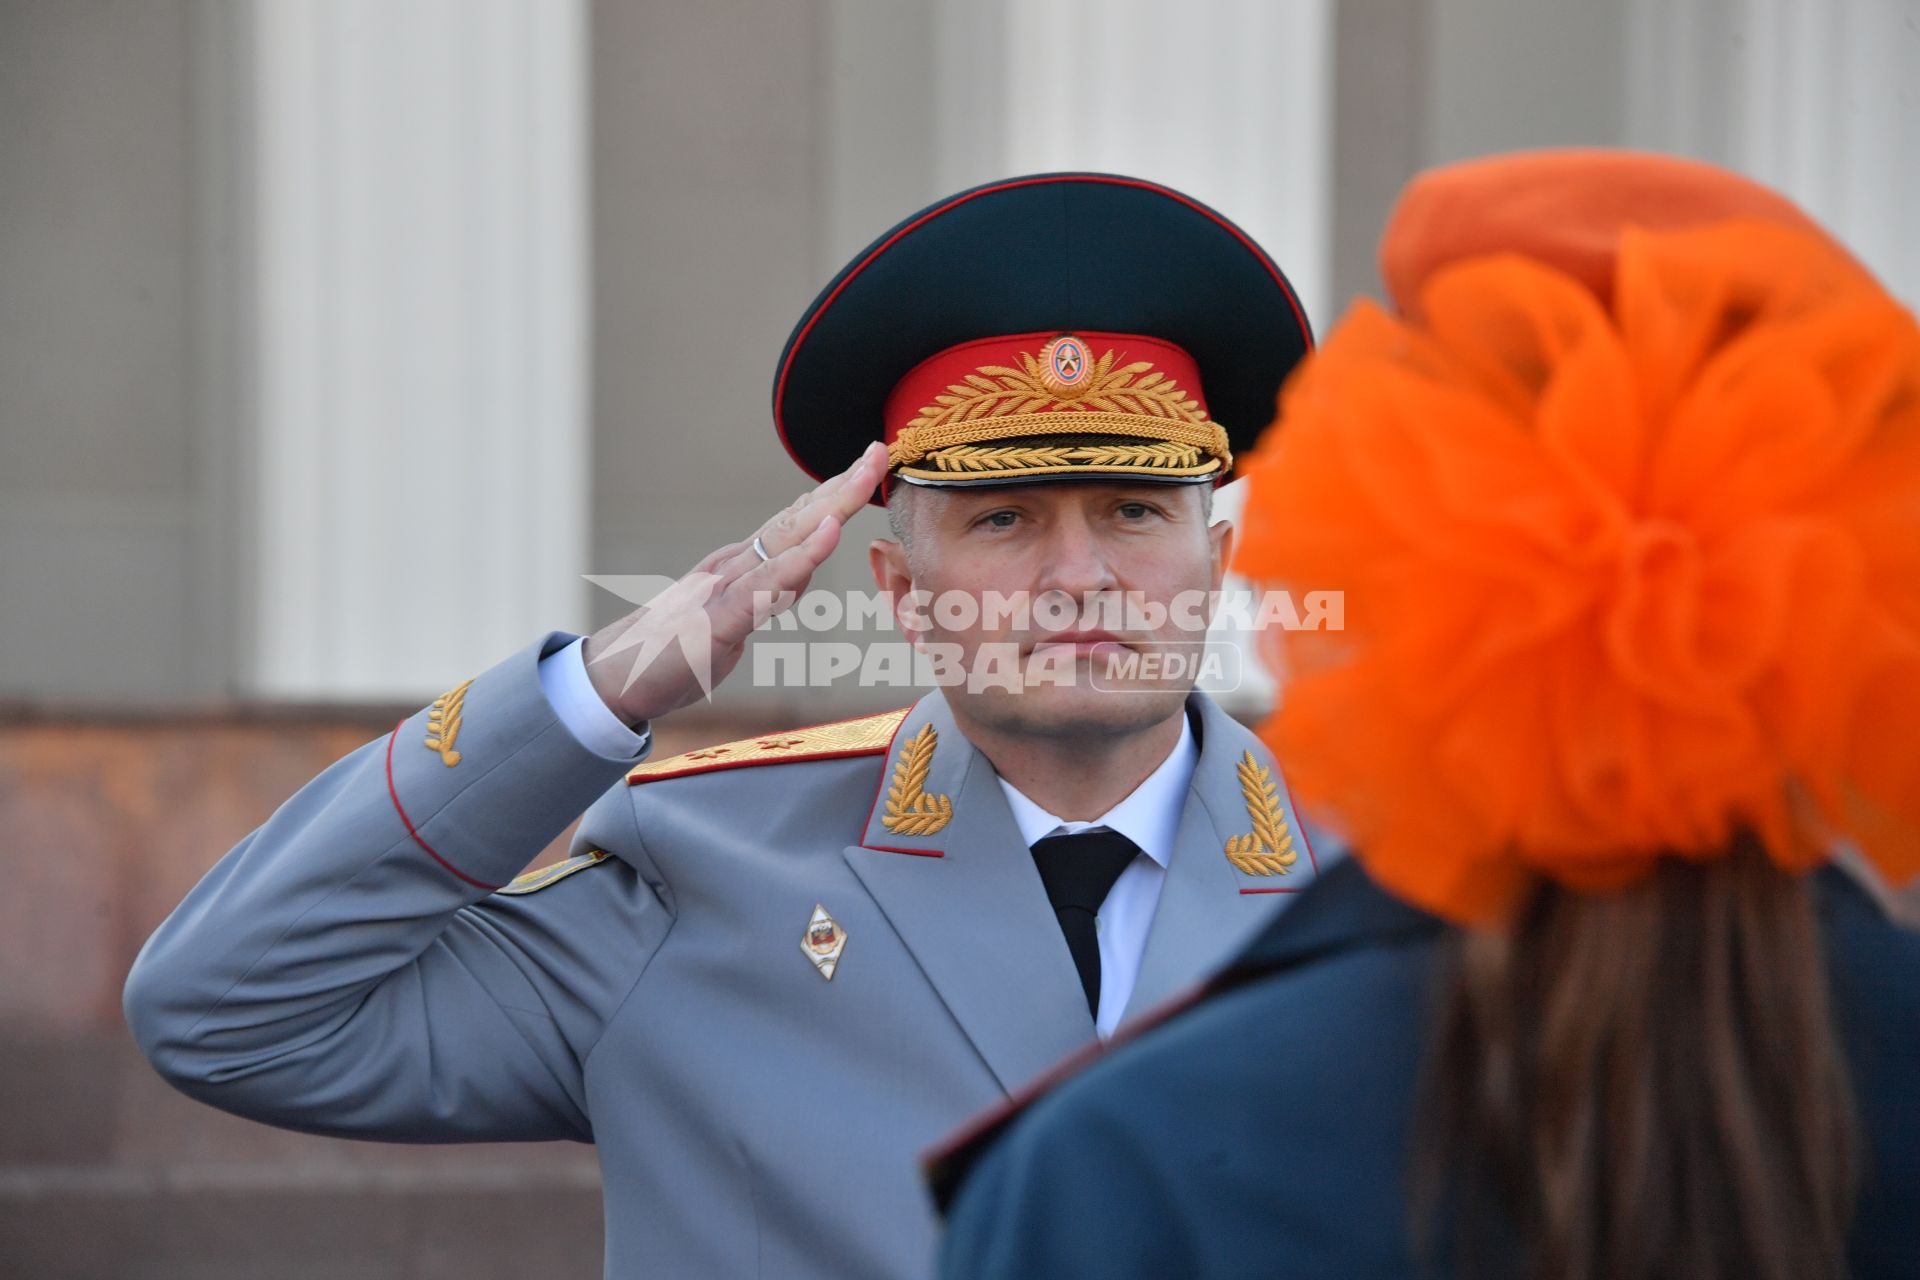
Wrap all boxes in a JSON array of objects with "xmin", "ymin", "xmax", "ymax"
[{"xmin": 1235, "ymin": 149, "xmax": 1920, "ymax": 924}]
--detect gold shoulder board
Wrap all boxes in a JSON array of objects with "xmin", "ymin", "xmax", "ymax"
[
  {"xmin": 627, "ymin": 706, "xmax": 911, "ymax": 786},
  {"xmin": 497, "ymin": 848, "xmax": 611, "ymax": 896}
]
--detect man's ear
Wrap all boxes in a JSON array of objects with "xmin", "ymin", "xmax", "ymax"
[
  {"xmin": 1208, "ymin": 518, "xmax": 1235, "ymax": 595},
  {"xmin": 868, "ymin": 537, "xmax": 911, "ymax": 597},
  {"xmin": 867, "ymin": 537, "xmax": 910, "ymax": 633},
  {"xmin": 868, "ymin": 538, "xmax": 923, "ymax": 642}
]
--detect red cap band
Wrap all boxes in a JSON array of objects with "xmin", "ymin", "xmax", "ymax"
[{"xmin": 884, "ymin": 330, "xmax": 1209, "ymax": 448}]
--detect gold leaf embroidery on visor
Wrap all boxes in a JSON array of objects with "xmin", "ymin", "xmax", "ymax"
[
  {"xmin": 889, "ymin": 347, "xmax": 1227, "ymax": 470},
  {"xmin": 918, "ymin": 440, "xmax": 1209, "ymax": 474}
]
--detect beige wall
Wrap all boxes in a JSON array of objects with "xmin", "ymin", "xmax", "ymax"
[
  {"xmin": 1326, "ymin": 0, "xmax": 1920, "ymax": 312},
  {"xmin": 1327, "ymin": 0, "xmax": 1631, "ymax": 311},
  {"xmin": 590, "ymin": 0, "xmax": 830, "ymax": 591},
  {"xmin": 1424, "ymin": 0, "xmax": 1628, "ymax": 163},
  {"xmin": 0, "ymin": 0, "xmax": 215, "ymax": 702}
]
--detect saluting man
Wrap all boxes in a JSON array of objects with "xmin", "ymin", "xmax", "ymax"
[{"xmin": 124, "ymin": 173, "xmax": 1318, "ymax": 1280}]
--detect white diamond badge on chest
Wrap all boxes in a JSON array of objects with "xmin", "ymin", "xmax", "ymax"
[{"xmin": 800, "ymin": 903, "xmax": 848, "ymax": 980}]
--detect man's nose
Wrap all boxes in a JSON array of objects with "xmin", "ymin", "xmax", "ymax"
[{"xmin": 1033, "ymin": 512, "xmax": 1120, "ymax": 598}]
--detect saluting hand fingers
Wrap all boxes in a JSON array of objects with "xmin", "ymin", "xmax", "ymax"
[
  {"xmin": 709, "ymin": 513, "xmax": 844, "ymax": 642},
  {"xmin": 722, "ymin": 442, "xmax": 886, "ymax": 578}
]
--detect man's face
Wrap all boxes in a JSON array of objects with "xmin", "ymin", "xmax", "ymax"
[{"xmin": 871, "ymin": 480, "xmax": 1233, "ymax": 740}]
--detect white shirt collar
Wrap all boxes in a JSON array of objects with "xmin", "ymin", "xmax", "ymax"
[{"xmin": 994, "ymin": 712, "xmax": 1197, "ymax": 869}]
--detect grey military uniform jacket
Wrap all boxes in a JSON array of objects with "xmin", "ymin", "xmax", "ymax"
[{"xmin": 124, "ymin": 633, "xmax": 1320, "ymax": 1280}]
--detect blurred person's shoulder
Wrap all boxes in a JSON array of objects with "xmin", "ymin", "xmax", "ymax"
[
  {"xmin": 1815, "ymin": 859, "xmax": 1920, "ymax": 1005},
  {"xmin": 934, "ymin": 858, "xmax": 1445, "ymax": 1277},
  {"xmin": 1812, "ymin": 863, "xmax": 1920, "ymax": 1279}
]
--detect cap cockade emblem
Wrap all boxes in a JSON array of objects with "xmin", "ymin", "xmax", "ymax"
[
  {"xmin": 801, "ymin": 903, "xmax": 848, "ymax": 980},
  {"xmin": 880, "ymin": 722, "xmax": 953, "ymax": 836},
  {"xmin": 1040, "ymin": 334, "xmax": 1090, "ymax": 395},
  {"xmin": 1224, "ymin": 751, "xmax": 1298, "ymax": 876}
]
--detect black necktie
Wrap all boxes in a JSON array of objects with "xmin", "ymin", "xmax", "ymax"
[{"xmin": 1029, "ymin": 830, "xmax": 1142, "ymax": 1018}]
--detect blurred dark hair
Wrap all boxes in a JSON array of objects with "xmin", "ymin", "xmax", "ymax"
[{"xmin": 1414, "ymin": 831, "xmax": 1858, "ymax": 1280}]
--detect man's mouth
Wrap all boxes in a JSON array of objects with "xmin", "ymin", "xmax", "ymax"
[{"xmin": 1024, "ymin": 631, "xmax": 1135, "ymax": 658}]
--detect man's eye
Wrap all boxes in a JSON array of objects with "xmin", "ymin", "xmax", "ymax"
[
  {"xmin": 1117, "ymin": 502, "xmax": 1155, "ymax": 519},
  {"xmin": 980, "ymin": 511, "xmax": 1019, "ymax": 529}
]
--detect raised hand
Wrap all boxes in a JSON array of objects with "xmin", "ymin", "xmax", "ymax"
[{"xmin": 581, "ymin": 441, "xmax": 889, "ymax": 726}]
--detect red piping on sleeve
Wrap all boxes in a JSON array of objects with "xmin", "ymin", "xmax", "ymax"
[{"xmin": 385, "ymin": 722, "xmax": 502, "ymax": 891}]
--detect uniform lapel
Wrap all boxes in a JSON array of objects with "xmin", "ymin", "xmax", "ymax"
[
  {"xmin": 841, "ymin": 692, "xmax": 1094, "ymax": 1094},
  {"xmin": 1123, "ymin": 693, "xmax": 1320, "ymax": 1020}
]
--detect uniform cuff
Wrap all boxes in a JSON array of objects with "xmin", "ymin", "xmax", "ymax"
[
  {"xmin": 385, "ymin": 634, "xmax": 641, "ymax": 888},
  {"xmin": 538, "ymin": 636, "xmax": 652, "ymax": 762}
]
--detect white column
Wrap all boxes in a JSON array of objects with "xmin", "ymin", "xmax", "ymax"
[
  {"xmin": 1627, "ymin": 0, "xmax": 1920, "ymax": 306},
  {"xmin": 246, "ymin": 0, "xmax": 588, "ymax": 700}
]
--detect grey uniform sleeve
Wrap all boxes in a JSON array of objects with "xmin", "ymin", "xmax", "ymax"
[{"xmin": 122, "ymin": 633, "xmax": 672, "ymax": 1144}]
